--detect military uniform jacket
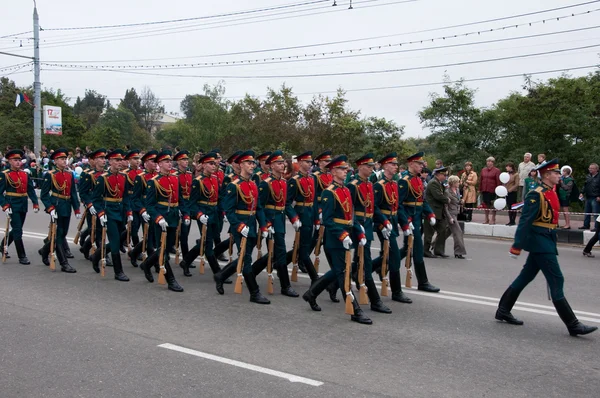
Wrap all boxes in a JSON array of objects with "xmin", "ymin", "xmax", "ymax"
[
  {"xmin": 41, "ymin": 168, "xmax": 80, "ymax": 216},
  {"xmin": 124, "ymin": 167, "xmax": 143, "ymax": 212},
  {"xmin": 347, "ymin": 176, "xmax": 386, "ymax": 241},
  {"xmin": 78, "ymin": 169, "xmax": 104, "ymax": 210},
  {"xmin": 322, "ymin": 182, "xmax": 365, "ymax": 250},
  {"xmin": 512, "ymin": 183, "xmax": 559, "ymax": 254},
  {"xmin": 373, "ymin": 176, "xmax": 400, "ymax": 237},
  {"xmin": 146, "ymin": 173, "xmax": 190, "ymax": 227},
  {"xmin": 92, "ymin": 170, "xmax": 132, "ymax": 221},
  {"xmin": 189, "ymin": 173, "xmax": 219, "ymax": 224},
  {"xmin": 174, "ymin": 168, "xmax": 193, "ymax": 202},
  {"xmin": 397, "ymin": 171, "xmax": 435, "ymax": 229},
  {"xmin": 259, "ymin": 174, "xmax": 295, "ymax": 234},
  {"xmin": 132, "ymin": 171, "xmax": 157, "ymax": 215},
  {"xmin": 219, "ymin": 172, "xmax": 238, "ymax": 215},
  {"xmin": 313, "ymin": 169, "xmax": 333, "ymax": 219},
  {"xmin": 425, "ymin": 177, "xmax": 448, "ymax": 219},
  {"xmin": 223, "ymin": 176, "xmax": 267, "ymax": 238},
  {"xmin": 0, "ymin": 168, "xmax": 39, "ymax": 213},
  {"xmin": 286, "ymin": 171, "xmax": 316, "ymax": 227}
]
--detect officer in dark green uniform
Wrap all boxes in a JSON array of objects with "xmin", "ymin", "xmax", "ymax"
[
  {"xmin": 213, "ymin": 150, "xmax": 270, "ymax": 304},
  {"xmin": 0, "ymin": 149, "xmax": 39, "ymax": 264},
  {"xmin": 496, "ymin": 159, "xmax": 597, "ymax": 336},
  {"xmin": 121, "ymin": 149, "xmax": 143, "ymax": 253},
  {"xmin": 78, "ymin": 149, "xmax": 106, "ymax": 260},
  {"xmin": 251, "ymin": 150, "xmax": 299, "ymax": 297},
  {"xmin": 254, "ymin": 151, "xmax": 271, "ymax": 181},
  {"xmin": 91, "ymin": 149, "xmax": 131, "ymax": 281},
  {"xmin": 347, "ymin": 153, "xmax": 392, "ymax": 313},
  {"xmin": 213, "ymin": 151, "xmax": 243, "ymax": 260},
  {"xmin": 302, "ymin": 155, "xmax": 372, "ymax": 325},
  {"xmin": 38, "ymin": 148, "xmax": 81, "ymax": 273},
  {"xmin": 173, "ymin": 150, "xmax": 193, "ymax": 258}
]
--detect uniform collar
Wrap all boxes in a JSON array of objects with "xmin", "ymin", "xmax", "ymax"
[
  {"xmin": 333, "ymin": 180, "xmax": 344, "ymax": 187},
  {"xmin": 358, "ymin": 175, "xmax": 369, "ymax": 182}
]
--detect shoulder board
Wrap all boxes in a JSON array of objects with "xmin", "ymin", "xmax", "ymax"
[
  {"xmin": 230, "ymin": 179, "xmax": 241, "ymax": 186},
  {"xmin": 101, "ymin": 172, "xmax": 108, "ymax": 177},
  {"xmin": 2, "ymin": 170, "xmax": 9, "ymax": 174},
  {"xmin": 350, "ymin": 179, "xmax": 358, "ymax": 185},
  {"xmin": 48, "ymin": 170, "xmax": 56, "ymax": 175},
  {"xmin": 402, "ymin": 175, "xmax": 410, "ymax": 181},
  {"xmin": 119, "ymin": 171, "xmax": 128, "ymax": 176},
  {"xmin": 326, "ymin": 184, "xmax": 335, "ymax": 192},
  {"xmin": 151, "ymin": 175, "xmax": 160, "ymax": 181},
  {"xmin": 264, "ymin": 177, "xmax": 272, "ymax": 183},
  {"xmin": 313, "ymin": 170, "xmax": 321, "ymax": 176},
  {"xmin": 292, "ymin": 174, "xmax": 300, "ymax": 181},
  {"xmin": 534, "ymin": 187, "xmax": 543, "ymax": 193},
  {"xmin": 377, "ymin": 180, "xmax": 386, "ymax": 187},
  {"xmin": 195, "ymin": 175, "xmax": 203, "ymax": 182},
  {"xmin": 123, "ymin": 168, "xmax": 130, "ymax": 173}
]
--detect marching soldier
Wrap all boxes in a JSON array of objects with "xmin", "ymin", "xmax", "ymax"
[
  {"xmin": 122, "ymin": 149, "xmax": 144, "ymax": 252},
  {"xmin": 398, "ymin": 152, "xmax": 440, "ymax": 293},
  {"xmin": 139, "ymin": 150, "xmax": 188, "ymax": 292},
  {"xmin": 254, "ymin": 151, "xmax": 271, "ymax": 181},
  {"xmin": 91, "ymin": 149, "xmax": 131, "ymax": 281},
  {"xmin": 210, "ymin": 148, "xmax": 228, "ymax": 262},
  {"xmin": 213, "ymin": 150, "xmax": 270, "ymax": 304},
  {"xmin": 78, "ymin": 149, "xmax": 106, "ymax": 260},
  {"xmin": 173, "ymin": 150, "xmax": 193, "ymax": 259},
  {"xmin": 251, "ymin": 150, "xmax": 300, "ymax": 297},
  {"xmin": 302, "ymin": 156, "xmax": 372, "ymax": 324},
  {"xmin": 496, "ymin": 159, "xmax": 597, "ymax": 336},
  {"xmin": 0, "ymin": 149, "xmax": 39, "ymax": 264},
  {"xmin": 348, "ymin": 154, "xmax": 392, "ymax": 313},
  {"xmin": 38, "ymin": 148, "xmax": 81, "ymax": 273},
  {"xmin": 213, "ymin": 151, "xmax": 243, "ymax": 260}
]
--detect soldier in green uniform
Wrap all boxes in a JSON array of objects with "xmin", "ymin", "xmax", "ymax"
[
  {"xmin": 251, "ymin": 150, "xmax": 300, "ymax": 297},
  {"xmin": 398, "ymin": 152, "xmax": 441, "ymax": 293},
  {"xmin": 213, "ymin": 151, "xmax": 243, "ymax": 260},
  {"xmin": 78, "ymin": 149, "xmax": 106, "ymax": 260},
  {"xmin": 121, "ymin": 149, "xmax": 143, "ymax": 253},
  {"xmin": 302, "ymin": 155, "xmax": 372, "ymax": 325},
  {"xmin": 254, "ymin": 151, "xmax": 271, "ymax": 181},
  {"xmin": 347, "ymin": 153, "xmax": 392, "ymax": 313},
  {"xmin": 210, "ymin": 148, "xmax": 228, "ymax": 262},
  {"xmin": 91, "ymin": 149, "xmax": 131, "ymax": 281},
  {"xmin": 496, "ymin": 159, "xmax": 597, "ymax": 336},
  {"xmin": 213, "ymin": 150, "xmax": 270, "ymax": 304},
  {"xmin": 38, "ymin": 148, "xmax": 81, "ymax": 273},
  {"xmin": 0, "ymin": 149, "xmax": 40, "ymax": 264},
  {"xmin": 173, "ymin": 150, "xmax": 193, "ymax": 259}
]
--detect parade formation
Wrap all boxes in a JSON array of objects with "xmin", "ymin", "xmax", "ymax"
[{"xmin": 0, "ymin": 146, "xmax": 597, "ymax": 336}]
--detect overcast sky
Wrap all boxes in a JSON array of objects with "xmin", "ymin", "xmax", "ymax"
[{"xmin": 2, "ymin": 0, "xmax": 599, "ymax": 138}]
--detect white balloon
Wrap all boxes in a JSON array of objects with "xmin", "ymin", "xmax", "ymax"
[
  {"xmin": 494, "ymin": 198, "xmax": 507, "ymax": 210},
  {"xmin": 495, "ymin": 185, "xmax": 508, "ymax": 197},
  {"xmin": 75, "ymin": 166, "xmax": 83, "ymax": 175},
  {"xmin": 499, "ymin": 172, "xmax": 510, "ymax": 184}
]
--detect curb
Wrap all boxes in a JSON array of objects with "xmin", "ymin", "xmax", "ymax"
[{"xmin": 460, "ymin": 222, "xmax": 593, "ymax": 245}]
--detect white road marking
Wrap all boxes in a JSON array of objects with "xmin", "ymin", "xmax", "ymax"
[{"xmin": 158, "ymin": 343, "xmax": 324, "ymax": 387}]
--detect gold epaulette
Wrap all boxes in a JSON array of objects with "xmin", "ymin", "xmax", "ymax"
[
  {"xmin": 350, "ymin": 179, "xmax": 358, "ymax": 186},
  {"xmin": 264, "ymin": 177, "xmax": 272, "ymax": 184},
  {"xmin": 100, "ymin": 172, "xmax": 108, "ymax": 177},
  {"xmin": 402, "ymin": 175, "xmax": 410, "ymax": 181},
  {"xmin": 535, "ymin": 186, "xmax": 544, "ymax": 193},
  {"xmin": 326, "ymin": 184, "xmax": 335, "ymax": 191},
  {"xmin": 151, "ymin": 174, "xmax": 160, "ymax": 181}
]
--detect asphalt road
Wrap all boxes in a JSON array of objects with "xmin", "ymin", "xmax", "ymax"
[{"xmin": 1, "ymin": 211, "xmax": 599, "ymax": 398}]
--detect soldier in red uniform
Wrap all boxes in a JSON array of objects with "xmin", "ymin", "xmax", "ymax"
[
  {"xmin": 173, "ymin": 150, "xmax": 193, "ymax": 259},
  {"xmin": 122, "ymin": 149, "xmax": 144, "ymax": 252}
]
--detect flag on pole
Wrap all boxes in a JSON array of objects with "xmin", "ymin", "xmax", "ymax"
[
  {"xmin": 511, "ymin": 201, "xmax": 524, "ymax": 210},
  {"xmin": 15, "ymin": 93, "xmax": 31, "ymax": 107}
]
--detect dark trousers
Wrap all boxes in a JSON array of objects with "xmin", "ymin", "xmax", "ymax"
[
  {"xmin": 8, "ymin": 210, "xmax": 26, "ymax": 240},
  {"xmin": 180, "ymin": 222, "xmax": 190, "ymax": 257},
  {"xmin": 509, "ymin": 252, "xmax": 565, "ymax": 301},
  {"xmin": 506, "ymin": 191, "xmax": 518, "ymax": 224},
  {"xmin": 372, "ymin": 235, "xmax": 401, "ymax": 273},
  {"xmin": 464, "ymin": 203, "xmax": 474, "ymax": 222},
  {"xmin": 584, "ymin": 229, "xmax": 599, "ymax": 253},
  {"xmin": 583, "ymin": 198, "xmax": 600, "ymax": 229},
  {"xmin": 352, "ymin": 240, "xmax": 375, "ymax": 282},
  {"xmin": 319, "ymin": 248, "xmax": 348, "ymax": 291},
  {"xmin": 130, "ymin": 212, "xmax": 141, "ymax": 246},
  {"xmin": 232, "ymin": 233, "xmax": 257, "ymax": 274},
  {"xmin": 55, "ymin": 215, "xmax": 71, "ymax": 246},
  {"xmin": 106, "ymin": 219, "xmax": 125, "ymax": 254}
]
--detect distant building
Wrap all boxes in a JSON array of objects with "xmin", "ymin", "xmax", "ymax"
[{"xmin": 151, "ymin": 113, "xmax": 180, "ymax": 135}]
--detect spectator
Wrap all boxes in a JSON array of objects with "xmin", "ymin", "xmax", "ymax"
[
  {"xmin": 444, "ymin": 175, "xmax": 467, "ymax": 259},
  {"xmin": 459, "ymin": 161, "xmax": 478, "ymax": 222},
  {"xmin": 480, "ymin": 156, "xmax": 501, "ymax": 225},
  {"xmin": 423, "ymin": 167, "xmax": 450, "ymax": 258},
  {"xmin": 537, "ymin": 153, "xmax": 546, "ymax": 166},
  {"xmin": 435, "ymin": 159, "xmax": 443, "ymax": 168},
  {"xmin": 579, "ymin": 163, "xmax": 600, "ymax": 231},
  {"xmin": 504, "ymin": 162, "xmax": 519, "ymax": 226},
  {"xmin": 524, "ymin": 169, "xmax": 539, "ymax": 195},
  {"xmin": 517, "ymin": 153, "xmax": 536, "ymax": 201},
  {"xmin": 558, "ymin": 166, "xmax": 574, "ymax": 229}
]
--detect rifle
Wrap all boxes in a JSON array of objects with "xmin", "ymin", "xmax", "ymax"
[
  {"xmin": 199, "ymin": 223, "xmax": 207, "ymax": 275},
  {"xmin": 141, "ymin": 222, "xmax": 149, "ymax": 261},
  {"xmin": 344, "ymin": 249, "xmax": 354, "ymax": 315},
  {"xmin": 358, "ymin": 245, "xmax": 368, "ymax": 305},
  {"xmin": 234, "ymin": 236, "xmax": 247, "ymax": 294},
  {"xmin": 73, "ymin": 207, "xmax": 87, "ymax": 245},
  {"xmin": 49, "ymin": 220, "xmax": 57, "ymax": 271},
  {"xmin": 405, "ymin": 234, "xmax": 414, "ymax": 288},
  {"xmin": 228, "ymin": 233, "xmax": 234, "ymax": 262},
  {"xmin": 291, "ymin": 230, "xmax": 301, "ymax": 282},
  {"xmin": 381, "ymin": 239, "xmax": 390, "ymax": 296},
  {"xmin": 313, "ymin": 226, "xmax": 325, "ymax": 273},
  {"xmin": 157, "ymin": 230, "xmax": 167, "ymax": 285},
  {"xmin": 174, "ymin": 219, "xmax": 181, "ymax": 264},
  {"xmin": 266, "ymin": 234, "xmax": 274, "ymax": 294},
  {"xmin": 126, "ymin": 217, "xmax": 132, "ymax": 254},
  {"xmin": 89, "ymin": 216, "xmax": 97, "ymax": 256},
  {"xmin": 100, "ymin": 225, "xmax": 107, "ymax": 277},
  {"xmin": 2, "ymin": 215, "xmax": 9, "ymax": 263}
]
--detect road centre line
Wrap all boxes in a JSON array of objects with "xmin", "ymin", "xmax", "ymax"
[{"xmin": 158, "ymin": 343, "xmax": 323, "ymax": 387}]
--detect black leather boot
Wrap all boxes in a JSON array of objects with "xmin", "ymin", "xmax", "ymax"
[
  {"xmin": 214, "ymin": 238, "xmax": 229, "ymax": 262},
  {"xmin": 14, "ymin": 239, "xmax": 30, "ymax": 265},
  {"xmin": 140, "ymin": 252, "xmax": 159, "ymax": 283},
  {"xmin": 302, "ymin": 276, "xmax": 332, "ymax": 311},
  {"xmin": 495, "ymin": 286, "xmax": 524, "ymax": 325},
  {"xmin": 56, "ymin": 243, "xmax": 76, "ymax": 273},
  {"xmin": 165, "ymin": 263, "xmax": 183, "ymax": 292},
  {"xmin": 128, "ymin": 241, "xmax": 142, "ymax": 267},
  {"xmin": 214, "ymin": 260, "xmax": 237, "ymax": 295},
  {"xmin": 390, "ymin": 270, "xmax": 412, "ymax": 303},
  {"xmin": 79, "ymin": 227, "xmax": 90, "ymax": 247},
  {"xmin": 38, "ymin": 241, "xmax": 50, "ymax": 266},
  {"xmin": 414, "ymin": 261, "xmax": 440, "ymax": 293},
  {"xmin": 326, "ymin": 280, "xmax": 340, "ymax": 303},
  {"xmin": 366, "ymin": 279, "xmax": 392, "ymax": 314},
  {"xmin": 277, "ymin": 263, "xmax": 298, "ymax": 297},
  {"xmin": 348, "ymin": 295, "xmax": 372, "ymax": 325},
  {"xmin": 80, "ymin": 237, "xmax": 92, "ymax": 260},
  {"xmin": 112, "ymin": 252, "xmax": 129, "ymax": 281},
  {"xmin": 244, "ymin": 272, "xmax": 270, "ymax": 304},
  {"xmin": 62, "ymin": 240, "xmax": 74, "ymax": 258},
  {"xmin": 180, "ymin": 245, "xmax": 200, "ymax": 277},
  {"xmin": 371, "ymin": 256, "xmax": 383, "ymax": 281},
  {"xmin": 554, "ymin": 298, "xmax": 598, "ymax": 336},
  {"xmin": 91, "ymin": 245, "xmax": 102, "ymax": 273}
]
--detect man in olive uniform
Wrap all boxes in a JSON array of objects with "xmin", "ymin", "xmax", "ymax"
[
  {"xmin": 173, "ymin": 150, "xmax": 193, "ymax": 259},
  {"xmin": 251, "ymin": 150, "xmax": 300, "ymax": 297},
  {"xmin": 302, "ymin": 155, "xmax": 372, "ymax": 324},
  {"xmin": 78, "ymin": 149, "xmax": 106, "ymax": 260},
  {"xmin": 139, "ymin": 150, "xmax": 188, "ymax": 292},
  {"xmin": 423, "ymin": 166, "xmax": 450, "ymax": 258},
  {"xmin": 398, "ymin": 152, "xmax": 441, "ymax": 293},
  {"xmin": 38, "ymin": 148, "xmax": 81, "ymax": 273},
  {"xmin": 0, "ymin": 149, "xmax": 39, "ymax": 264},
  {"xmin": 91, "ymin": 149, "xmax": 131, "ymax": 281},
  {"xmin": 496, "ymin": 159, "xmax": 597, "ymax": 336},
  {"xmin": 213, "ymin": 150, "xmax": 270, "ymax": 304}
]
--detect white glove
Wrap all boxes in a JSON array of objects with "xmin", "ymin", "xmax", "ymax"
[
  {"xmin": 430, "ymin": 217, "xmax": 436, "ymax": 226},
  {"xmin": 382, "ymin": 228, "xmax": 391, "ymax": 240},
  {"xmin": 409, "ymin": 222, "xmax": 414, "ymax": 231},
  {"xmin": 127, "ymin": 215, "xmax": 134, "ymax": 222},
  {"xmin": 268, "ymin": 226, "xmax": 275, "ymax": 234},
  {"xmin": 158, "ymin": 218, "xmax": 168, "ymax": 231},
  {"xmin": 88, "ymin": 206, "xmax": 97, "ymax": 216},
  {"xmin": 342, "ymin": 236, "xmax": 353, "ymax": 250},
  {"xmin": 319, "ymin": 212, "xmax": 323, "ymax": 223},
  {"xmin": 4, "ymin": 207, "xmax": 11, "ymax": 217},
  {"xmin": 141, "ymin": 211, "xmax": 150, "ymax": 223},
  {"xmin": 403, "ymin": 228, "xmax": 413, "ymax": 237},
  {"xmin": 240, "ymin": 225, "xmax": 249, "ymax": 237},
  {"xmin": 76, "ymin": 213, "xmax": 82, "ymax": 220},
  {"xmin": 359, "ymin": 225, "xmax": 365, "ymax": 234},
  {"xmin": 50, "ymin": 209, "xmax": 58, "ymax": 222},
  {"xmin": 509, "ymin": 252, "xmax": 518, "ymax": 260},
  {"xmin": 359, "ymin": 238, "xmax": 367, "ymax": 247},
  {"xmin": 223, "ymin": 215, "xmax": 229, "ymax": 224},
  {"xmin": 262, "ymin": 230, "xmax": 269, "ymax": 238},
  {"xmin": 179, "ymin": 210, "xmax": 183, "ymax": 218},
  {"xmin": 292, "ymin": 220, "xmax": 302, "ymax": 232},
  {"xmin": 99, "ymin": 214, "xmax": 107, "ymax": 227},
  {"xmin": 200, "ymin": 214, "xmax": 209, "ymax": 225},
  {"xmin": 33, "ymin": 207, "xmax": 39, "ymax": 214},
  {"xmin": 596, "ymin": 214, "xmax": 600, "ymax": 222},
  {"xmin": 315, "ymin": 223, "xmax": 320, "ymax": 231},
  {"xmin": 184, "ymin": 218, "xmax": 191, "ymax": 226}
]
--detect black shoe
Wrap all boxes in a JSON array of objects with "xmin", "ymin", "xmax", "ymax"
[
  {"xmin": 350, "ymin": 308, "xmax": 373, "ymax": 325},
  {"xmin": 578, "ymin": 226, "xmax": 588, "ymax": 230},
  {"xmin": 495, "ymin": 309, "xmax": 524, "ymax": 325},
  {"xmin": 61, "ymin": 264, "xmax": 77, "ymax": 273},
  {"xmin": 250, "ymin": 291, "xmax": 271, "ymax": 304},
  {"xmin": 2, "ymin": 251, "xmax": 10, "ymax": 259},
  {"xmin": 180, "ymin": 261, "xmax": 192, "ymax": 277},
  {"xmin": 392, "ymin": 291, "xmax": 413, "ymax": 304},
  {"xmin": 92, "ymin": 260, "xmax": 100, "ymax": 274},
  {"xmin": 128, "ymin": 251, "xmax": 139, "ymax": 267},
  {"xmin": 140, "ymin": 263, "xmax": 154, "ymax": 283},
  {"xmin": 114, "ymin": 272, "xmax": 130, "ymax": 282},
  {"xmin": 214, "ymin": 274, "xmax": 225, "ymax": 295},
  {"xmin": 423, "ymin": 251, "xmax": 438, "ymax": 258},
  {"xmin": 434, "ymin": 253, "xmax": 449, "ymax": 258},
  {"xmin": 553, "ymin": 297, "xmax": 598, "ymax": 336},
  {"xmin": 582, "ymin": 251, "xmax": 595, "ymax": 258},
  {"xmin": 302, "ymin": 291, "xmax": 321, "ymax": 311},
  {"xmin": 217, "ymin": 253, "xmax": 229, "ymax": 262},
  {"xmin": 39, "ymin": 248, "xmax": 50, "ymax": 266},
  {"xmin": 169, "ymin": 247, "xmax": 176, "ymax": 255},
  {"xmin": 223, "ymin": 277, "xmax": 233, "ymax": 284},
  {"xmin": 455, "ymin": 254, "xmax": 466, "ymax": 259},
  {"xmin": 327, "ymin": 285, "xmax": 339, "ymax": 303},
  {"xmin": 64, "ymin": 249, "xmax": 74, "ymax": 259},
  {"xmin": 418, "ymin": 282, "xmax": 440, "ymax": 293},
  {"xmin": 281, "ymin": 286, "xmax": 299, "ymax": 297},
  {"xmin": 18, "ymin": 257, "xmax": 30, "ymax": 265},
  {"xmin": 120, "ymin": 245, "xmax": 127, "ymax": 254},
  {"xmin": 370, "ymin": 300, "xmax": 392, "ymax": 314},
  {"xmin": 168, "ymin": 280, "xmax": 184, "ymax": 292},
  {"xmin": 188, "ymin": 262, "xmax": 196, "ymax": 269},
  {"xmin": 496, "ymin": 286, "xmax": 524, "ymax": 325}
]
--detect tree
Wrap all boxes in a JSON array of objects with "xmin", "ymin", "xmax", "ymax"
[
  {"xmin": 140, "ymin": 86, "xmax": 164, "ymax": 135},
  {"xmin": 41, "ymin": 89, "xmax": 86, "ymax": 151},
  {"xmin": 120, "ymin": 88, "xmax": 143, "ymax": 125},
  {"xmin": 73, "ymin": 89, "xmax": 107, "ymax": 129}
]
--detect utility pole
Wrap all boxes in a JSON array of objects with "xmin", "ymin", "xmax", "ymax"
[{"xmin": 33, "ymin": 1, "xmax": 42, "ymax": 160}]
